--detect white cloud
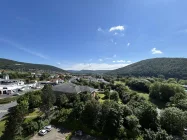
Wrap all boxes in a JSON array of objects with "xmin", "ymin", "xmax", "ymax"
[
  {"xmin": 114, "ymin": 32, "xmax": 118, "ymax": 35},
  {"xmin": 151, "ymin": 48, "xmax": 163, "ymax": 54},
  {"xmin": 57, "ymin": 62, "xmax": 61, "ymax": 65},
  {"xmin": 113, "ymin": 60, "xmax": 127, "ymax": 63},
  {"xmin": 89, "ymin": 59, "xmax": 92, "ymax": 62},
  {"xmin": 99, "ymin": 59, "xmax": 103, "ymax": 62},
  {"xmin": 64, "ymin": 63, "xmax": 130, "ymax": 70},
  {"xmin": 97, "ymin": 27, "xmax": 103, "ymax": 32},
  {"xmin": 127, "ymin": 43, "xmax": 130, "ymax": 47},
  {"xmin": 109, "ymin": 25, "xmax": 125, "ymax": 32},
  {"xmin": 115, "ymin": 42, "xmax": 117, "ymax": 45},
  {"xmin": 105, "ymin": 57, "xmax": 112, "ymax": 60},
  {"xmin": 111, "ymin": 39, "xmax": 114, "ymax": 43},
  {"xmin": 113, "ymin": 54, "xmax": 117, "ymax": 58},
  {"xmin": 113, "ymin": 60, "xmax": 132, "ymax": 63},
  {"xmin": 0, "ymin": 38, "xmax": 48, "ymax": 59},
  {"xmin": 117, "ymin": 60, "xmax": 126, "ymax": 63}
]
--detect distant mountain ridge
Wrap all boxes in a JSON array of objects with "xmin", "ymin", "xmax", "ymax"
[
  {"xmin": 107, "ymin": 58, "xmax": 187, "ymax": 79},
  {"xmin": 68, "ymin": 70, "xmax": 110, "ymax": 74},
  {"xmin": 0, "ymin": 58, "xmax": 66, "ymax": 73}
]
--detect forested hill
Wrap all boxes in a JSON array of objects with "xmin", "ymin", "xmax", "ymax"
[
  {"xmin": 0, "ymin": 58, "xmax": 66, "ymax": 73},
  {"xmin": 107, "ymin": 58, "xmax": 187, "ymax": 79}
]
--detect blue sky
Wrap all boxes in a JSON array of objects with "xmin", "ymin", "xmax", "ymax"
[{"xmin": 0, "ymin": 0, "xmax": 187, "ymax": 70}]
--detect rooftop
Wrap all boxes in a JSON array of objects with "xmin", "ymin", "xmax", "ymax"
[{"xmin": 52, "ymin": 83, "xmax": 97, "ymax": 94}]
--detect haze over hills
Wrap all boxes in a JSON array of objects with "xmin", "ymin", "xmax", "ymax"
[
  {"xmin": 107, "ymin": 58, "xmax": 187, "ymax": 79},
  {"xmin": 68, "ymin": 70, "xmax": 110, "ymax": 75},
  {"xmin": 0, "ymin": 58, "xmax": 66, "ymax": 73}
]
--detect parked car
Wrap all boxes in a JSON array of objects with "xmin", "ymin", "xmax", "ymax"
[
  {"xmin": 18, "ymin": 88, "xmax": 25, "ymax": 92},
  {"xmin": 36, "ymin": 86, "xmax": 41, "ymax": 89},
  {"xmin": 38, "ymin": 129, "xmax": 47, "ymax": 136},
  {"xmin": 75, "ymin": 130, "xmax": 83, "ymax": 136},
  {"xmin": 13, "ymin": 93, "xmax": 21, "ymax": 96},
  {"xmin": 44, "ymin": 125, "xmax": 52, "ymax": 132}
]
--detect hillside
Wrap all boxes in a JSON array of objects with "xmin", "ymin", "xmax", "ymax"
[
  {"xmin": 0, "ymin": 58, "xmax": 66, "ymax": 73},
  {"xmin": 107, "ymin": 58, "xmax": 187, "ymax": 79},
  {"xmin": 68, "ymin": 70, "xmax": 110, "ymax": 75}
]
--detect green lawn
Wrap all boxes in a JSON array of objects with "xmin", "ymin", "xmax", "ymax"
[
  {"xmin": 24, "ymin": 108, "xmax": 42, "ymax": 123},
  {"xmin": 97, "ymin": 93, "xmax": 105, "ymax": 103},
  {"xmin": 0, "ymin": 96, "xmax": 18, "ymax": 104},
  {"xmin": 0, "ymin": 118, "xmax": 6, "ymax": 136},
  {"xmin": 131, "ymin": 89, "xmax": 166, "ymax": 109},
  {"xmin": 114, "ymin": 81, "xmax": 125, "ymax": 85}
]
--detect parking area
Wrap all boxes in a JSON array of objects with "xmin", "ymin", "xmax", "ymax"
[
  {"xmin": 31, "ymin": 127, "xmax": 98, "ymax": 140},
  {"xmin": 0, "ymin": 86, "xmax": 43, "ymax": 99},
  {"xmin": 31, "ymin": 127, "xmax": 71, "ymax": 140}
]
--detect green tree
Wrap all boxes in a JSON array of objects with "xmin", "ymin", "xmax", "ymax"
[
  {"xmin": 2, "ymin": 100, "xmax": 29, "ymax": 140},
  {"xmin": 126, "ymin": 78, "xmax": 151, "ymax": 93},
  {"xmin": 134, "ymin": 101, "xmax": 159, "ymax": 130},
  {"xmin": 178, "ymin": 80, "xmax": 187, "ymax": 85},
  {"xmin": 80, "ymin": 93, "xmax": 91, "ymax": 103},
  {"xmin": 144, "ymin": 128, "xmax": 173, "ymax": 140},
  {"xmin": 40, "ymin": 73, "xmax": 50, "ymax": 81},
  {"xmin": 41, "ymin": 85, "xmax": 56, "ymax": 116},
  {"xmin": 57, "ymin": 94, "xmax": 69, "ymax": 107},
  {"xmin": 81, "ymin": 100, "xmax": 101, "ymax": 129},
  {"xmin": 170, "ymin": 92, "xmax": 187, "ymax": 104},
  {"xmin": 176, "ymin": 99, "xmax": 187, "ymax": 110},
  {"xmin": 160, "ymin": 107, "xmax": 185, "ymax": 136},
  {"xmin": 16, "ymin": 100, "xmax": 29, "ymax": 118},
  {"xmin": 125, "ymin": 115, "xmax": 141, "ymax": 139},
  {"xmin": 26, "ymin": 121, "xmax": 39, "ymax": 135},
  {"xmin": 103, "ymin": 107, "xmax": 123, "ymax": 137},
  {"xmin": 110, "ymin": 91, "xmax": 119, "ymax": 102},
  {"xmin": 29, "ymin": 93, "xmax": 42, "ymax": 109},
  {"xmin": 104, "ymin": 90, "xmax": 110, "ymax": 99},
  {"xmin": 57, "ymin": 108, "xmax": 72, "ymax": 123},
  {"xmin": 167, "ymin": 78, "xmax": 177, "ymax": 84},
  {"xmin": 72, "ymin": 102, "xmax": 85, "ymax": 120},
  {"xmin": 150, "ymin": 82, "xmax": 185, "ymax": 102}
]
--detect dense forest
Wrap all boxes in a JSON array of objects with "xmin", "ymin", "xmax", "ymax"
[
  {"xmin": 0, "ymin": 58, "xmax": 66, "ymax": 73},
  {"xmin": 107, "ymin": 58, "xmax": 187, "ymax": 79}
]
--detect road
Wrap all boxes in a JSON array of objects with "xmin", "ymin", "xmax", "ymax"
[
  {"xmin": 0, "ymin": 86, "xmax": 43, "ymax": 119},
  {"xmin": 0, "ymin": 86, "xmax": 43, "ymax": 99},
  {"xmin": 0, "ymin": 101, "xmax": 17, "ymax": 119}
]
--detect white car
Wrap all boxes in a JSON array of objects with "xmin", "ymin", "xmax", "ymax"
[
  {"xmin": 44, "ymin": 125, "xmax": 52, "ymax": 132},
  {"xmin": 13, "ymin": 93, "xmax": 21, "ymax": 96},
  {"xmin": 19, "ymin": 88, "xmax": 25, "ymax": 91},
  {"xmin": 38, "ymin": 129, "xmax": 47, "ymax": 136}
]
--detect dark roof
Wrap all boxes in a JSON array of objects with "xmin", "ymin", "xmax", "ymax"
[{"xmin": 52, "ymin": 83, "xmax": 96, "ymax": 94}]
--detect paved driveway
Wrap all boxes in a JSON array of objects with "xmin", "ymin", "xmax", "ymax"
[{"xmin": 31, "ymin": 127, "xmax": 70, "ymax": 140}]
